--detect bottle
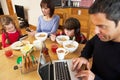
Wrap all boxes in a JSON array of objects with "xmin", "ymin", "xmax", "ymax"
[
  {"xmin": 68, "ymin": 0, "xmax": 71, "ymax": 7},
  {"xmin": 40, "ymin": 52, "xmax": 46, "ymax": 65}
]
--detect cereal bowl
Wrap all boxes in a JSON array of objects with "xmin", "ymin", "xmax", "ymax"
[
  {"xmin": 56, "ymin": 35, "xmax": 69, "ymax": 45},
  {"xmin": 35, "ymin": 32, "xmax": 48, "ymax": 41},
  {"xmin": 63, "ymin": 40, "xmax": 79, "ymax": 53}
]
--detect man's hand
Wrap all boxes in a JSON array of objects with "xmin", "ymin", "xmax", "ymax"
[
  {"xmin": 72, "ymin": 57, "xmax": 89, "ymax": 71},
  {"xmin": 75, "ymin": 69, "xmax": 95, "ymax": 80},
  {"xmin": 72, "ymin": 57, "xmax": 95, "ymax": 80}
]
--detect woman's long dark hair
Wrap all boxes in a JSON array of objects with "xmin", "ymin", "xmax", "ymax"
[{"xmin": 40, "ymin": 0, "xmax": 55, "ymax": 17}]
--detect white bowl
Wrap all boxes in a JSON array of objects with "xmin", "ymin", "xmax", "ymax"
[
  {"xmin": 56, "ymin": 35, "xmax": 70, "ymax": 45},
  {"xmin": 63, "ymin": 40, "xmax": 79, "ymax": 53},
  {"xmin": 35, "ymin": 32, "xmax": 48, "ymax": 41}
]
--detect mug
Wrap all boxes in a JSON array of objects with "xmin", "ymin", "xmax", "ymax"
[{"xmin": 56, "ymin": 48, "xmax": 69, "ymax": 60}]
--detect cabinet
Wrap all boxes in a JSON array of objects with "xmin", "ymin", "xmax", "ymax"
[{"xmin": 55, "ymin": 8, "xmax": 95, "ymax": 39}]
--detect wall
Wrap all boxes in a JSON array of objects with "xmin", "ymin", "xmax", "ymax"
[
  {"xmin": 1, "ymin": 0, "xmax": 43, "ymax": 26},
  {"xmin": 0, "ymin": 2, "xmax": 4, "ymax": 15},
  {"xmin": 12, "ymin": 0, "xmax": 43, "ymax": 26},
  {"xmin": 0, "ymin": 0, "xmax": 9, "ymax": 14}
]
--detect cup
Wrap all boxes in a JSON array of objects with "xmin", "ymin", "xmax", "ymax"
[
  {"xmin": 56, "ymin": 48, "xmax": 69, "ymax": 60},
  {"xmin": 33, "ymin": 40, "xmax": 43, "ymax": 50},
  {"xmin": 5, "ymin": 49, "xmax": 13, "ymax": 57},
  {"xmin": 51, "ymin": 44, "xmax": 58, "ymax": 53}
]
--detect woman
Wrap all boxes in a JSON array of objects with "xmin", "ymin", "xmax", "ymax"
[{"xmin": 27, "ymin": 0, "xmax": 60, "ymax": 36}]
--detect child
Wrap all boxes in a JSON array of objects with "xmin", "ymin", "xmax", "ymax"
[
  {"xmin": 0, "ymin": 16, "xmax": 21, "ymax": 48},
  {"xmin": 50, "ymin": 17, "xmax": 87, "ymax": 44}
]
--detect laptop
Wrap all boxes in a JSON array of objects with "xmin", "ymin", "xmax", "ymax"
[{"xmin": 37, "ymin": 55, "xmax": 81, "ymax": 80}]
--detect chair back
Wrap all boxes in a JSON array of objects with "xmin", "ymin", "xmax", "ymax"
[{"xmin": 55, "ymin": 12, "xmax": 66, "ymax": 30}]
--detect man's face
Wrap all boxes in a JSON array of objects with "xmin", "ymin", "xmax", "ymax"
[{"xmin": 90, "ymin": 13, "xmax": 120, "ymax": 42}]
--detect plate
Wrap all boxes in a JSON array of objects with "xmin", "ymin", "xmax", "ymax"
[{"xmin": 10, "ymin": 41, "xmax": 30, "ymax": 50}]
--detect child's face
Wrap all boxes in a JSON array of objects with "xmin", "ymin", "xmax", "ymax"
[
  {"xmin": 5, "ymin": 22, "xmax": 16, "ymax": 33},
  {"xmin": 64, "ymin": 29, "xmax": 75, "ymax": 37}
]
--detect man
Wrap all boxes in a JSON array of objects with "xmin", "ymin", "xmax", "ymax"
[{"xmin": 72, "ymin": 0, "xmax": 120, "ymax": 80}]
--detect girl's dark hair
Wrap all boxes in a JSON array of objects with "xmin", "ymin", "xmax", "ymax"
[
  {"xmin": 89, "ymin": 0, "xmax": 120, "ymax": 26},
  {"xmin": 40, "ymin": 0, "xmax": 55, "ymax": 17},
  {"xmin": 64, "ymin": 17, "xmax": 81, "ymax": 34}
]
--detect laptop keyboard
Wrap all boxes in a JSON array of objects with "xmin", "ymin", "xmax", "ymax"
[{"xmin": 55, "ymin": 62, "xmax": 71, "ymax": 80}]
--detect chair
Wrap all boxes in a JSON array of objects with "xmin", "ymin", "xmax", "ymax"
[
  {"xmin": 0, "ymin": 14, "xmax": 20, "ymax": 49},
  {"xmin": 66, "ymin": 14, "xmax": 91, "ymax": 40},
  {"xmin": 55, "ymin": 12, "xmax": 66, "ymax": 30}
]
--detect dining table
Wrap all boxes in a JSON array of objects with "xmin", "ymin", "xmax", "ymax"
[{"xmin": 0, "ymin": 31, "xmax": 85, "ymax": 80}]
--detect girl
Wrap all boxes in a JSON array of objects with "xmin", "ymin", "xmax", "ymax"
[
  {"xmin": 0, "ymin": 16, "xmax": 21, "ymax": 48},
  {"xmin": 50, "ymin": 17, "xmax": 87, "ymax": 44}
]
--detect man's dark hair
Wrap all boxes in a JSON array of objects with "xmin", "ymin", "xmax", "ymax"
[
  {"xmin": 89, "ymin": 0, "xmax": 120, "ymax": 26},
  {"xmin": 40, "ymin": 0, "xmax": 55, "ymax": 17}
]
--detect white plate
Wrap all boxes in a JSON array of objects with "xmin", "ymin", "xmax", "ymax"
[{"xmin": 10, "ymin": 41, "xmax": 30, "ymax": 50}]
